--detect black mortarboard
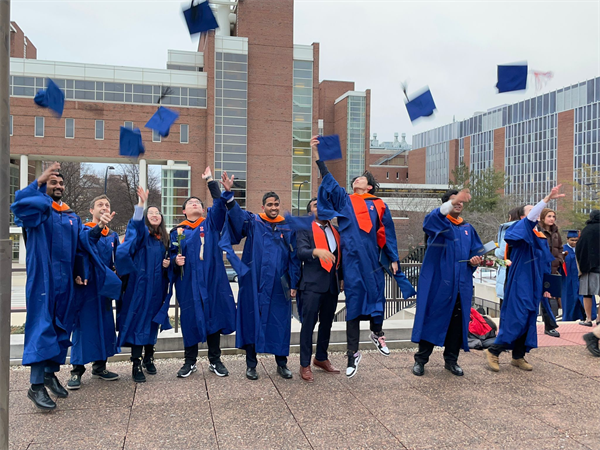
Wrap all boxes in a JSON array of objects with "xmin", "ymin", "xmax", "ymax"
[
  {"xmin": 183, "ymin": 0, "xmax": 219, "ymax": 36},
  {"xmin": 566, "ymin": 230, "xmax": 579, "ymax": 238},
  {"xmin": 145, "ymin": 106, "xmax": 179, "ymax": 137},
  {"xmin": 405, "ymin": 88, "xmax": 436, "ymax": 122},
  {"xmin": 317, "ymin": 135, "xmax": 342, "ymax": 161},
  {"xmin": 119, "ymin": 126, "xmax": 145, "ymax": 157},
  {"xmin": 496, "ymin": 63, "xmax": 528, "ymax": 93},
  {"xmin": 34, "ymin": 79, "xmax": 65, "ymax": 117}
]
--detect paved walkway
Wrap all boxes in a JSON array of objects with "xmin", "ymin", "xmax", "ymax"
[{"xmin": 8, "ymin": 323, "xmax": 600, "ymax": 450}]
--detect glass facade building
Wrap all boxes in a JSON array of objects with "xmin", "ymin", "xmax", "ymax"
[
  {"xmin": 161, "ymin": 164, "xmax": 191, "ymax": 230},
  {"xmin": 346, "ymin": 95, "xmax": 367, "ymax": 190},
  {"xmin": 292, "ymin": 60, "xmax": 313, "ymax": 215}
]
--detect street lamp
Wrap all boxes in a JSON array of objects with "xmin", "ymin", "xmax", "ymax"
[
  {"xmin": 297, "ymin": 180, "xmax": 309, "ymax": 216},
  {"xmin": 104, "ymin": 166, "xmax": 115, "ymax": 194}
]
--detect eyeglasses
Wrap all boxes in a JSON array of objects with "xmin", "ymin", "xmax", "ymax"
[
  {"xmin": 147, "ymin": 211, "xmax": 162, "ymax": 217},
  {"xmin": 186, "ymin": 201, "xmax": 202, "ymax": 206}
]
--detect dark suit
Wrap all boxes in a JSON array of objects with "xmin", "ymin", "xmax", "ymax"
[{"xmin": 297, "ymin": 222, "xmax": 342, "ymax": 367}]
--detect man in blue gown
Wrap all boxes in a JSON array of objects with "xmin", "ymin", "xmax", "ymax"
[
  {"xmin": 485, "ymin": 186, "xmax": 564, "ymax": 372},
  {"xmin": 561, "ymin": 230, "xmax": 585, "ymax": 321},
  {"xmin": 223, "ymin": 191, "xmax": 300, "ymax": 380},
  {"xmin": 411, "ymin": 189, "xmax": 483, "ymax": 377},
  {"xmin": 68, "ymin": 194, "xmax": 122, "ymax": 389},
  {"xmin": 170, "ymin": 168, "xmax": 236, "ymax": 379},
  {"xmin": 311, "ymin": 137, "xmax": 401, "ymax": 378},
  {"xmin": 11, "ymin": 162, "xmax": 85, "ymax": 410}
]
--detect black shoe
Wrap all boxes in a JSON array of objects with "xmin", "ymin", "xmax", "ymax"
[
  {"xmin": 246, "ymin": 367, "xmax": 259, "ymax": 380},
  {"xmin": 91, "ymin": 369, "xmax": 120, "ymax": 381},
  {"xmin": 66, "ymin": 374, "xmax": 81, "ymax": 390},
  {"xmin": 277, "ymin": 365, "xmax": 293, "ymax": 379},
  {"xmin": 444, "ymin": 363, "xmax": 464, "ymax": 376},
  {"xmin": 209, "ymin": 361, "xmax": 229, "ymax": 377},
  {"xmin": 132, "ymin": 359, "xmax": 146, "ymax": 383},
  {"xmin": 27, "ymin": 385, "xmax": 56, "ymax": 411},
  {"xmin": 177, "ymin": 363, "xmax": 197, "ymax": 378},
  {"xmin": 412, "ymin": 361, "xmax": 425, "ymax": 377},
  {"xmin": 142, "ymin": 357, "xmax": 157, "ymax": 375},
  {"xmin": 545, "ymin": 329, "xmax": 560, "ymax": 338},
  {"xmin": 44, "ymin": 374, "xmax": 68, "ymax": 398},
  {"xmin": 583, "ymin": 332, "xmax": 600, "ymax": 357}
]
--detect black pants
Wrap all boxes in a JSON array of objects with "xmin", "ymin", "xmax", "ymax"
[
  {"xmin": 244, "ymin": 344, "xmax": 287, "ymax": 369},
  {"xmin": 414, "ymin": 295, "xmax": 463, "ymax": 365},
  {"xmin": 488, "ymin": 332, "xmax": 527, "ymax": 360},
  {"xmin": 71, "ymin": 360, "xmax": 107, "ymax": 376},
  {"xmin": 184, "ymin": 332, "xmax": 222, "ymax": 365},
  {"xmin": 541, "ymin": 299, "xmax": 559, "ymax": 331},
  {"xmin": 299, "ymin": 290, "xmax": 337, "ymax": 367},
  {"xmin": 131, "ymin": 344, "xmax": 155, "ymax": 362},
  {"xmin": 346, "ymin": 315, "xmax": 383, "ymax": 356}
]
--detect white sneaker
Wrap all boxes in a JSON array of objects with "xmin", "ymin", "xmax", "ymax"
[
  {"xmin": 346, "ymin": 351, "xmax": 362, "ymax": 378},
  {"xmin": 371, "ymin": 332, "xmax": 390, "ymax": 356}
]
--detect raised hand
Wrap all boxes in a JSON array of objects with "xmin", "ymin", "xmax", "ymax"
[
  {"xmin": 38, "ymin": 162, "xmax": 61, "ymax": 186},
  {"xmin": 310, "ymin": 135, "xmax": 320, "ymax": 152},
  {"xmin": 220, "ymin": 171, "xmax": 235, "ymax": 192},
  {"xmin": 98, "ymin": 211, "xmax": 116, "ymax": 228},
  {"xmin": 202, "ymin": 166, "xmax": 213, "ymax": 181},
  {"xmin": 452, "ymin": 188, "xmax": 471, "ymax": 205},
  {"xmin": 137, "ymin": 186, "xmax": 149, "ymax": 206},
  {"xmin": 544, "ymin": 184, "xmax": 566, "ymax": 203}
]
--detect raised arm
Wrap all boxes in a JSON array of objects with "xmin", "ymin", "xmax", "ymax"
[
  {"xmin": 423, "ymin": 189, "xmax": 470, "ymax": 238},
  {"xmin": 206, "ymin": 169, "xmax": 235, "ymax": 232},
  {"xmin": 312, "ymin": 136, "xmax": 349, "ymax": 217}
]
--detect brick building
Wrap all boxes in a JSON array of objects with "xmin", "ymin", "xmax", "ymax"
[
  {"xmin": 7, "ymin": 0, "xmax": 379, "ymax": 261},
  {"xmin": 409, "ymin": 77, "xmax": 600, "ymax": 212}
]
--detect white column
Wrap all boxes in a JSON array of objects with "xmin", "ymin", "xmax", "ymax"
[
  {"xmin": 214, "ymin": 3, "xmax": 231, "ymax": 37},
  {"xmin": 139, "ymin": 159, "xmax": 148, "ymax": 207},
  {"xmin": 34, "ymin": 160, "xmax": 42, "ymax": 179},
  {"xmin": 18, "ymin": 155, "xmax": 28, "ymax": 264}
]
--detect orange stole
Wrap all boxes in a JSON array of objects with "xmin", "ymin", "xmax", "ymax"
[
  {"xmin": 446, "ymin": 215, "xmax": 464, "ymax": 225},
  {"xmin": 177, "ymin": 217, "xmax": 205, "ymax": 229},
  {"xmin": 349, "ymin": 194, "xmax": 387, "ymax": 249},
  {"xmin": 52, "ymin": 202, "xmax": 71, "ymax": 212},
  {"xmin": 259, "ymin": 213, "xmax": 285, "ymax": 224},
  {"xmin": 312, "ymin": 221, "xmax": 340, "ymax": 272},
  {"xmin": 84, "ymin": 221, "xmax": 109, "ymax": 236}
]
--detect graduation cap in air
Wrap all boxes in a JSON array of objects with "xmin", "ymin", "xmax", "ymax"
[
  {"xmin": 34, "ymin": 79, "xmax": 65, "ymax": 117},
  {"xmin": 403, "ymin": 86, "xmax": 437, "ymax": 122},
  {"xmin": 317, "ymin": 135, "xmax": 342, "ymax": 161},
  {"xmin": 145, "ymin": 106, "xmax": 179, "ymax": 138},
  {"xmin": 496, "ymin": 63, "xmax": 528, "ymax": 93},
  {"xmin": 566, "ymin": 230, "xmax": 579, "ymax": 238},
  {"xmin": 183, "ymin": 0, "xmax": 219, "ymax": 36},
  {"xmin": 119, "ymin": 126, "xmax": 145, "ymax": 157}
]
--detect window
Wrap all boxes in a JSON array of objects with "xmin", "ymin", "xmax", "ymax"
[
  {"xmin": 396, "ymin": 172, "xmax": 399, "ymax": 179},
  {"xmin": 65, "ymin": 118, "xmax": 74, "ymax": 138},
  {"xmin": 386, "ymin": 171, "xmax": 389, "ymax": 179},
  {"xmin": 95, "ymin": 120, "xmax": 104, "ymax": 140},
  {"xmin": 124, "ymin": 121, "xmax": 133, "ymax": 129},
  {"xmin": 180, "ymin": 124, "xmax": 189, "ymax": 144},
  {"xmin": 35, "ymin": 117, "xmax": 44, "ymax": 137},
  {"xmin": 9, "ymin": 115, "xmax": 12, "ymax": 136},
  {"xmin": 152, "ymin": 129, "xmax": 161, "ymax": 143}
]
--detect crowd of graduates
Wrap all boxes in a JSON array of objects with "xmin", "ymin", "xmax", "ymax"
[{"xmin": 11, "ymin": 138, "xmax": 600, "ymax": 412}]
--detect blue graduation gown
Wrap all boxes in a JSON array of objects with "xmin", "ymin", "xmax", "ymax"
[
  {"xmin": 317, "ymin": 173, "xmax": 399, "ymax": 322},
  {"xmin": 411, "ymin": 209, "xmax": 483, "ymax": 350},
  {"xmin": 10, "ymin": 180, "xmax": 82, "ymax": 366},
  {"xmin": 223, "ymin": 206, "xmax": 300, "ymax": 356},
  {"xmin": 494, "ymin": 218, "xmax": 555, "ymax": 352},
  {"xmin": 169, "ymin": 192, "xmax": 236, "ymax": 348},
  {"xmin": 115, "ymin": 217, "xmax": 172, "ymax": 347},
  {"xmin": 561, "ymin": 244, "xmax": 596, "ymax": 321},
  {"xmin": 71, "ymin": 225, "xmax": 122, "ymax": 364}
]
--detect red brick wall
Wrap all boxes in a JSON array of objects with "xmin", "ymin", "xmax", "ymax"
[
  {"xmin": 493, "ymin": 128, "xmax": 505, "ymax": 173},
  {"xmin": 329, "ymin": 97, "xmax": 348, "ymax": 187},
  {"xmin": 318, "ymin": 80, "xmax": 354, "ymax": 136},
  {"xmin": 557, "ymin": 109, "xmax": 575, "ymax": 214},
  {"xmin": 449, "ymin": 139, "xmax": 458, "ymax": 181},
  {"xmin": 10, "ymin": 22, "xmax": 36, "ymax": 59},
  {"xmin": 238, "ymin": 0, "xmax": 294, "ymax": 213},
  {"xmin": 368, "ymin": 166, "xmax": 408, "ymax": 183},
  {"xmin": 409, "ymin": 147, "xmax": 426, "ymax": 183},
  {"xmin": 464, "ymin": 136, "xmax": 471, "ymax": 169}
]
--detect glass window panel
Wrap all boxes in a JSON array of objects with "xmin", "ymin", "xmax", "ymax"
[
  {"xmin": 95, "ymin": 120, "xmax": 104, "ymax": 140},
  {"xmin": 65, "ymin": 118, "xmax": 74, "ymax": 138},
  {"xmin": 35, "ymin": 117, "xmax": 44, "ymax": 137},
  {"xmin": 180, "ymin": 124, "xmax": 189, "ymax": 144}
]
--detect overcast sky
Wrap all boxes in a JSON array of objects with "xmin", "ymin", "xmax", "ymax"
[{"xmin": 11, "ymin": 0, "xmax": 600, "ymax": 145}]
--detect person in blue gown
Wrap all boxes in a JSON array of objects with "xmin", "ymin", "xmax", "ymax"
[
  {"xmin": 561, "ymin": 230, "xmax": 587, "ymax": 322},
  {"xmin": 485, "ymin": 185, "xmax": 565, "ymax": 372},
  {"xmin": 11, "ymin": 162, "xmax": 85, "ymax": 410},
  {"xmin": 311, "ymin": 137, "xmax": 403, "ymax": 378},
  {"xmin": 115, "ymin": 187, "xmax": 172, "ymax": 383},
  {"xmin": 68, "ymin": 194, "xmax": 122, "ymax": 389},
  {"xmin": 170, "ymin": 168, "xmax": 236, "ymax": 379},
  {"xmin": 222, "ymin": 190, "xmax": 300, "ymax": 381},
  {"xmin": 411, "ymin": 189, "xmax": 484, "ymax": 377}
]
